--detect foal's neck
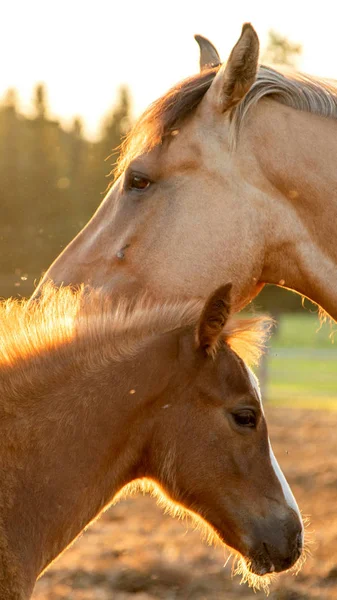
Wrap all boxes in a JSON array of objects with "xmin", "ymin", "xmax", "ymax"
[
  {"xmin": 250, "ymin": 100, "xmax": 337, "ymax": 319},
  {"xmin": 0, "ymin": 335, "xmax": 174, "ymax": 589}
]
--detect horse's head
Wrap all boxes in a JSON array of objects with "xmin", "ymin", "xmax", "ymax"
[
  {"xmin": 34, "ymin": 25, "xmax": 273, "ymax": 311},
  {"xmin": 146, "ymin": 284, "xmax": 303, "ymax": 580}
]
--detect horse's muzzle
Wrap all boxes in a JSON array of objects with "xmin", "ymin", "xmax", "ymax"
[{"xmin": 247, "ymin": 509, "xmax": 303, "ymax": 575}]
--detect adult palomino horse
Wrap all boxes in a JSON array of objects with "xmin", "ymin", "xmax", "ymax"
[
  {"xmin": 36, "ymin": 23, "xmax": 337, "ymax": 320},
  {"xmin": 0, "ymin": 284, "xmax": 302, "ymax": 599}
]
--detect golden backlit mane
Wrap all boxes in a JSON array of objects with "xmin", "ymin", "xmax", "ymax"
[
  {"xmin": 115, "ymin": 63, "xmax": 337, "ymax": 179},
  {"xmin": 226, "ymin": 316, "xmax": 273, "ymax": 366},
  {"xmin": 0, "ymin": 284, "xmax": 199, "ymax": 368},
  {"xmin": 0, "ymin": 284, "xmax": 82, "ymax": 367},
  {"xmin": 0, "ymin": 284, "xmax": 270, "ymax": 376}
]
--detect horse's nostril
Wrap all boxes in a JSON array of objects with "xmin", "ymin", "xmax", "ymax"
[
  {"xmin": 296, "ymin": 531, "xmax": 303, "ymax": 551},
  {"xmin": 293, "ymin": 532, "xmax": 303, "ymax": 563}
]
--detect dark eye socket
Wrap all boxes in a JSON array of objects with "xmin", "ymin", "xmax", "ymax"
[
  {"xmin": 232, "ymin": 410, "xmax": 257, "ymax": 429},
  {"xmin": 127, "ymin": 173, "xmax": 151, "ymax": 192}
]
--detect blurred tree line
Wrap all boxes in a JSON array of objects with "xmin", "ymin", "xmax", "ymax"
[{"xmin": 0, "ymin": 83, "xmax": 131, "ymax": 298}]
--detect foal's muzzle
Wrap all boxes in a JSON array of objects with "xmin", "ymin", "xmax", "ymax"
[{"xmin": 248, "ymin": 508, "xmax": 303, "ymax": 575}]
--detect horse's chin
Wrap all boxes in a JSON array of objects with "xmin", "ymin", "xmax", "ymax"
[
  {"xmin": 246, "ymin": 545, "xmax": 301, "ymax": 576},
  {"xmin": 246, "ymin": 555, "xmax": 276, "ymax": 576},
  {"xmin": 228, "ymin": 552, "xmax": 277, "ymax": 593}
]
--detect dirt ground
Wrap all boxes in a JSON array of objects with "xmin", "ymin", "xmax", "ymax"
[{"xmin": 32, "ymin": 407, "xmax": 337, "ymax": 600}]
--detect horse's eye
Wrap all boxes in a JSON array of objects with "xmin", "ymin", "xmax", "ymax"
[
  {"xmin": 129, "ymin": 173, "xmax": 151, "ymax": 191},
  {"xmin": 232, "ymin": 410, "xmax": 257, "ymax": 428}
]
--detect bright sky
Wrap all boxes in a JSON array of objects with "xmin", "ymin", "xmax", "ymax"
[{"xmin": 2, "ymin": 0, "xmax": 337, "ymax": 137}]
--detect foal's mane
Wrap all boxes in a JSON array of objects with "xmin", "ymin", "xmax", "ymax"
[
  {"xmin": 115, "ymin": 63, "xmax": 337, "ymax": 177},
  {"xmin": 0, "ymin": 285, "xmax": 268, "ymax": 372}
]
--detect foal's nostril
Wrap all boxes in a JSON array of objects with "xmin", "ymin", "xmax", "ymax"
[
  {"xmin": 291, "ymin": 532, "xmax": 303, "ymax": 564},
  {"xmin": 296, "ymin": 531, "xmax": 303, "ymax": 551}
]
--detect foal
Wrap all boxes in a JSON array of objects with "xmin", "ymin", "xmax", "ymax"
[{"xmin": 0, "ymin": 284, "xmax": 303, "ymax": 599}]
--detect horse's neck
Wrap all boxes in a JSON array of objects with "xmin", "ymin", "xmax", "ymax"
[
  {"xmin": 249, "ymin": 100, "xmax": 337, "ymax": 319},
  {"xmin": 0, "ymin": 344, "xmax": 155, "ymax": 582}
]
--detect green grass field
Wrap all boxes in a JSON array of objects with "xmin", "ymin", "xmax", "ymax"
[{"xmin": 255, "ymin": 313, "xmax": 337, "ymax": 410}]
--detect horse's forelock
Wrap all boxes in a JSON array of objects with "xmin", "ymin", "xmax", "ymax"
[{"xmin": 114, "ymin": 67, "xmax": 219, "ymax": 179}]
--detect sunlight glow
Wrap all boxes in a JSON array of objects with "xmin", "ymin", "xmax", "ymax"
[
  {"xmin": 2, "ymin": 1, "xmax": 337, "ymax": 137},
  {"xmin": 0, "ymin": 284, "xmax": 81, "ymax": 366},
  {"xmin": 113, "ymin": 478, "xmax": 220, "ymax": 548},
  {"xmin": 113, "ymin": 479, "xmax": 313, "ymax": 593}
]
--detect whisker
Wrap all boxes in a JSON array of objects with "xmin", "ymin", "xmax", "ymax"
[
  {"xmin": 231, "ymin": 555, "xmax": 276, "ymax": 595},
  {"xmin": 223, "ymin": 553, "xmax": 232, "ymax": 569}
]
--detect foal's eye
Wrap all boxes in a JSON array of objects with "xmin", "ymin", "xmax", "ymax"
[
  {"xmin": 128, "ymin": 173, "xmax": 151, "ymax": 192},
  {"xmin": 232, "ymin": 410, "xmax": 257, "ymax": 428}
]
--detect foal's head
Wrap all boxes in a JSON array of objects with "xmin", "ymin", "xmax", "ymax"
[{"xmin": 146, "ymin": 284, "xmax": 303, "ymax": 584}]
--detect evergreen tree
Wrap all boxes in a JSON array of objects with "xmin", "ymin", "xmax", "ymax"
[
  {"xmin": 0, "ymin": 83, "xmax": 132, "ymax": 298},
  {"xmin": 100, "ymin": 85, "xmax": 132, "ymax": 175},
  {"xmin": 262, "ymin": 30, "xmax": 302, "ymax": 68}
]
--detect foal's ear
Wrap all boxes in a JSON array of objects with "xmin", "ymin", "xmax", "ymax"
[
  {"xmin": 196, "ymin": 283, "xmax": 232, "ymax": 356},
  {"xmin": 194, "ymin": 34, "xmax": 221, "ymax": 71},
  {"xmin": 203, "ymin": 23, "xmax": 259, "ymax": 113}
]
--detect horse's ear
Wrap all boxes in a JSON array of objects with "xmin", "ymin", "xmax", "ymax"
[
  {"xmin": 203, "ymin": 23, "xmax": 259, "ymax": 113},
  {"xmin": 196, "ymin": 283, "xmax": 232, "ymax": 356},
  {"xmin": 194, "ymin": 34, "xmax": 221, "ymax": 71}
]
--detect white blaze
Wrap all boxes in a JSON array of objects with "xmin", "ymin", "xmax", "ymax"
[{"xmin": 246, "ymin": 366, "xmax": 304, "ymax": 534}]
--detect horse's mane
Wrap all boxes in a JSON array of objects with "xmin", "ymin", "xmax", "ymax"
[
  {"xmin": 0, "ymin": 285, "xmax": 269, "ymax": 374},
  {"xmin": 115, "ymin": 63, "xmax": 337, "ymax": 178}
]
